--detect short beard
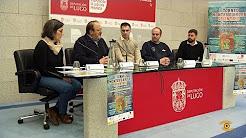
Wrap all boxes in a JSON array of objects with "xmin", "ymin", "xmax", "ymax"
[{"xmin": 188, "ymin": 38, "xmax": 194, "ymax": 43}]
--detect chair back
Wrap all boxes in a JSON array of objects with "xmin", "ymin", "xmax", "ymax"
[
  {"xmin": 14, "ymin": 49, "xmax": 58, "ymax": 101},
  {"xmin": 172, "ymin": 49, "xmax": 178, "ymax": 61},
  {"xmin": 14, "ymin": 49, "xmax": 39, "ymax": 93},
  {"xmin": 14, "ymin": 49, "xmax": 35, "ymax": 71},
  {"xmin": 65, "ymin": 48, "xmax": 73, "ymax": 66}
]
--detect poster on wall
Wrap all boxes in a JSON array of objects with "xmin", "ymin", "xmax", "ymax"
[
  {"xmin": 49, "ymin": 0, "xmax": 156, "ymax": 29},
  {"xmin": 208, "ymin": 1, "xmax": 246, "ymax": 62},
  {"xmin": 107, "ymin": 73, "xmax": 133, "ymax": 125},
  {"xmin": 233, "ymin": 64, "xmax": 246, "ymax": 95}
]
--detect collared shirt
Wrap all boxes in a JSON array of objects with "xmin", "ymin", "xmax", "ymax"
[
  {"xmin": 176, "ymin": 40, "xmax": 204, "ymax": 61},
  {"xmin": 187, "ymin": 40, "xmax": 198, "ymax": 46},
  {"xmin": 120, "ymin": 32, "xmax": 134, "ymax": 41},
  {"xmin": 87, "ymin": 34, "xmax": 100, "ymax": 46}
]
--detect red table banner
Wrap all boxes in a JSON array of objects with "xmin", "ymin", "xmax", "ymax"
[
  {"xmin": 50, "ymin": 0, "xmax": 156, "ymax": 29},
  {"xmin": 119, "ymin": 67, "xmax": 223, "ymax": 135}
]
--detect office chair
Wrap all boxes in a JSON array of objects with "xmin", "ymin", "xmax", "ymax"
[
  {"xmin": 64, "ymin": 48, "xmax": 83, "ymax": 113},
  {"xmin": 172, "ymin": 49, "xmax": 178, "ymax": 61},
  {"xmin": 14, "ymin": 49, "xmax": 58, "ymax": 130}
]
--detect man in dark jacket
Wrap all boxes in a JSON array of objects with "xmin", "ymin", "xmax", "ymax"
[
  {"xmin": 72, "ymin": 20, "xmax": 109, "ymax": 66},
  {"xmin": 176, "ymin": 29, "xmax": 204, "ymax": 61},
  {"xmin": 141, "ymin": 27, "xmax": 173, "ymax": 66}
]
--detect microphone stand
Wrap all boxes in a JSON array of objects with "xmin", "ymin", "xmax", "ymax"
[
  {"xmin": 108, "ymin": 39, "xmax": 118, "ymax": 69},
  {"xmin": 77, "ymin": 41, "xmax": 99, "ymax": 61}
]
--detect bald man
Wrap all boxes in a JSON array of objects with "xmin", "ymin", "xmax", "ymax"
[{"xmin": 141, "ymin": 27, "xmax": 173, "ymax": 66}]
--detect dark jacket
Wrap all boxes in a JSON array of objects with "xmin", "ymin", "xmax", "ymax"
[
  {"xmin": 176, "ymin": 40, "xmax": 204, "ymax": 61},
  {"xmin": 72, "ymin": 34, "xmax": 109, "ymax": 66},
  {"xmin": 141, "ymin": 41, "xmax": 173, "ymax": 63},
  {"xmin": 33, "ymin": 40, "xmax": 63, "ymax": 79}
]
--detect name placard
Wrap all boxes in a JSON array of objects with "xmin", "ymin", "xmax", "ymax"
[
  {"xmin": 119, "ymin": 62, "xmax": 134, "ymax": 69},
  {"xmin": 86, "ymin": 64, "xmax": 104, "ymax": 71},
  {"xmin": 184, "ymin": 60, "xmax": 196, "ymax": 68},
  {"xmin": 145, "ymin": 61, "xmax": 159, "ymax": 67}
]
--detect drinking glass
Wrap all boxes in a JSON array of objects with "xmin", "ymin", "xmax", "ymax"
[
  {"xmin": 176, "ymin": 58, "xmax": 184, "ymax": 68},
  {"xmin": 73, "ymin": 61, "xmax": 80, "ymax": 72},
  {"xmin": 139, "ymin": 59, "xmax": 145, "ymax": 66}
]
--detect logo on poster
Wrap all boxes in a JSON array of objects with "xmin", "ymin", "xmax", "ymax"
[
  {"xmin": 89, "ymin": 0, "xmax": 107, "ymax": 13},
  {"xmin": 171, "ymin": 78, "xmax": 186, "ymax": 112},
  {"xmin": 60, "ymin": 0, "xmax": 69, "ymax": 11}
]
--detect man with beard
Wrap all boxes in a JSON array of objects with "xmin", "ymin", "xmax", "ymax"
[{"xmin": 176, "ymin": 29, "xmax": 204, "ymax": 61}]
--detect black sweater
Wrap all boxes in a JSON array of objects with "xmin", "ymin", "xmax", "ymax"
[
  {"xmin": 72, "ymin": 34, "xmax": 109, "ymax": 66},
  {"xmin": 141, "ymin": 41, "xmax": 173, "ymax": 62},
  {"xmin": 176, "ymin": 40, "xmax": 204, "ymax": 61},
  {"xmin": 33, "ymin": 40, "xmax": 63, "ymax": 79}
]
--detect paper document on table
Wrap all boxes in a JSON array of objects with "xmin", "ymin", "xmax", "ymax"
[
  {"xmin": 58, "ymin": 70, "xmax": 106, "ymax": 77},
  {"xmin": 183, "ymin": 60, "xmax": 196, "ymax": 68},
  {"xmin": 55, "ymin": 66, "xmax": 85, "ymax": 69}
]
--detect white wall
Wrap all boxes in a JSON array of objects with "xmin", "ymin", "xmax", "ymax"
[{"xmin": 0, "ymin": 0, "xmax": 208, "ymax": 104}]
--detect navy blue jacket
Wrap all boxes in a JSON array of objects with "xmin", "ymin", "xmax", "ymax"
[
  {"xmin": 141, "ymin": 41, "xmax": 173, "ymax": 63},
  {"xmin": 72, "ymin": 34, "xmax": 109, "ymax": 66}
]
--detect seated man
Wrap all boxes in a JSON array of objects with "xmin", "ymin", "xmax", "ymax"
[
  {"xmin": 176, "ymin": 29, "xmax": 204, "ymax": 61},
  {"xmin": 72, "ymin": 20, "xmax": 109, "ymax": 66},
  {"xmin": 114, "ymin": 22, "xmax": 141, "ymax": 64},
  {"xmin": 141, "ymin": 27, "xmax": 173, "ymax": 66}
]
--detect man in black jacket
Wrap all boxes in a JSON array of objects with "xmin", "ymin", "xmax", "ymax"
[
  {"xmin": 72, "ymin": 20, "xmax": 109, "ymax": 66},
  {"xmin": 176, "ymin": 29, "xmax": 204, "ymax": 61},
  {"xmin": 141, "ymin": 27, "xmax": 173, "ymax": 66}
]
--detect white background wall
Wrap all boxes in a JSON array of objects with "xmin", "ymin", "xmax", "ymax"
[{"xmin": 0, "ymin": 0, "xmax": 208, "ymax": 104}]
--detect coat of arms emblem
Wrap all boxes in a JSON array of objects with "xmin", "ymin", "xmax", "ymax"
[
  {"xmin": 171, "ymin": 78, "xmax": 186, "ymax": 112},
  {"xmin": 60, "ymin": 0, "xmax": 69, "ymax": 11}
]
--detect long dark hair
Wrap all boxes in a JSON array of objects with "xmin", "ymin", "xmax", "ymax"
[{"xmin": 41, "ymin": 19, "xmax": 64, "ymax": 40}]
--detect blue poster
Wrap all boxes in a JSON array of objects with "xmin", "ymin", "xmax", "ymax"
[
  {"xmin": 234, "ymin": 64, "xmax": 246, "ymax": 94},
  {"xmin": 107, "ymin": 73, "xmax": 133, "ymax": 125},
  {"xmin": 208, "ymin": 1, "xmax": 246, "ymax": 54}
]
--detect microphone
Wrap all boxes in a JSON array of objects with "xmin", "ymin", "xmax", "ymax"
[
  {"xmin": 115, "ymin": 40, "xmax": 128, "ymax": 62},
  {"xmin": 203, "ymin": 42, "xmax": 210, "ymax": 60},
  {"xmin": 109, "ymin": 39, "xmax": 116, "ymax": 43},
  {"xmin": 76, "ymin": 41, "xmax": 99, "ymax": 60}
]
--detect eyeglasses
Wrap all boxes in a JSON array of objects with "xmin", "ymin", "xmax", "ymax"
[{"xmin": 57, "ymin": 29, "xmax": 63, "ymax": 33}]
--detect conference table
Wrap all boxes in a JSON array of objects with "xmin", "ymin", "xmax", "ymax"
[{"xmin": 59, "ymin": 63, "xmax": 236, "ymax": 138}]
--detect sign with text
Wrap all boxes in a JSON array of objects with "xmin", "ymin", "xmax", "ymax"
[
  {"xmin": 119, "ymin": 68, "xmax": 223, "ymax": 134},
  {"xmin": 107, "ymin": 73, "xmax": 133, "ymax": 125},
  {"xmin": 208, "ymin": 1, "xmax": 246, "ymax": 62},
  {"xmin": 50, "ymin": 0, "xmax": 156, "ymax": 29},
  {"xmin": 233, "ymin": 64, "xmax": 246, "ymax": 95}
]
